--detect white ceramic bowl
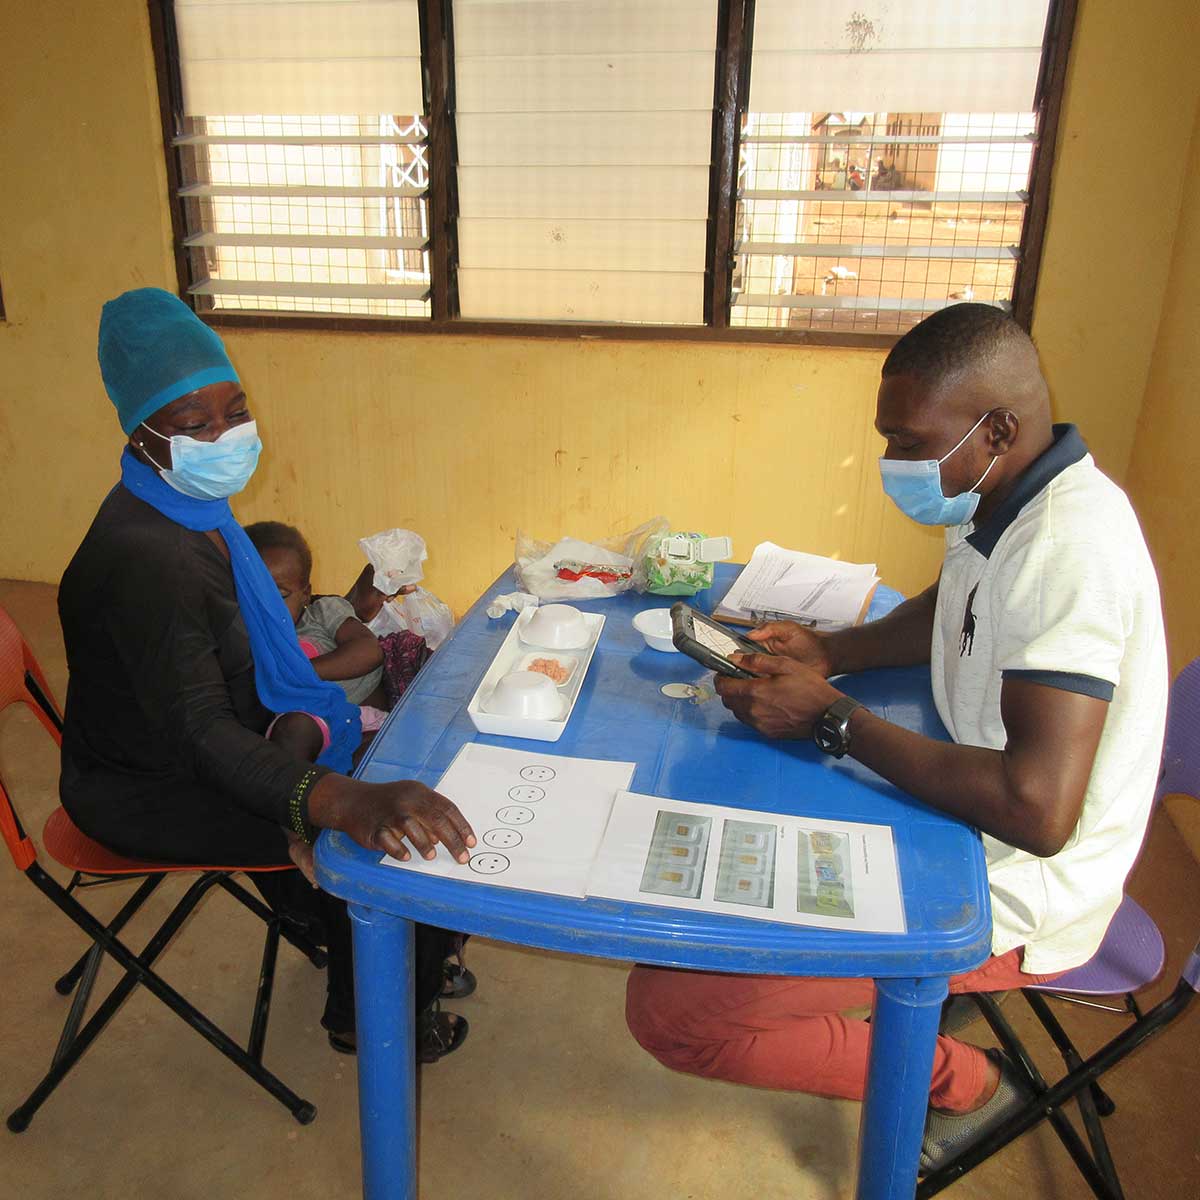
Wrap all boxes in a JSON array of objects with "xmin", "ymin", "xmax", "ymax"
[
  {"xmin": 520, "ymin": 604, "xmax": 590, "ymax": 650},
  {"xmin": 633, "ymin": 608, "xmax": 679, "ymax": 653},
  {"xmin": 484, "ymin": 670, "xmax": 564, "ymax": 720}
]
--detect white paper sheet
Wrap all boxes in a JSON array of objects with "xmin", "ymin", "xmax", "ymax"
[
  {"xmin": 714, "ymin": 541, "xmax": 879, "ymax": 629},
  {"xmin": 588, "ymin": 792, "xmax": 906, "ymax": 933},
  {"xmin": 379, "ymin": 744, "xmax": 635, "ymax": 897}
]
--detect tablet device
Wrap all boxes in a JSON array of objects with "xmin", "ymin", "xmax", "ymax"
[{"xmin": 670, "ymin": 603, "xmax": 768, "ymax": 679}]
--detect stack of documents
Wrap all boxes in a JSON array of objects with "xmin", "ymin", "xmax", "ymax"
[{"xmin": 713, "ymin": 541, "xmax": 879, "ymax": 630}]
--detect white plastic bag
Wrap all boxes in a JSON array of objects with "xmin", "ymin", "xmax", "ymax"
[
  {"xmin": 358, "ymin": 528, "xmax": 427, "ymax": 594},
  {"xmin": 515, "ymin": 517, "xmax": 669, "ymax": 601},
  {"xmin": 367, "ymin": 586, "xmax": 455, "ymax": 650}
]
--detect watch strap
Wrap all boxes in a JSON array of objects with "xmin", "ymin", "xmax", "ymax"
[{"xmin": 825, "ymin": 696, "xmax": 863, "ymax": 724}]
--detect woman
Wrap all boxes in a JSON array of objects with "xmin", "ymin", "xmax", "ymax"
[{"xmin": 58, "ymin": 287, "xmax": 475, "ymax": 1057}]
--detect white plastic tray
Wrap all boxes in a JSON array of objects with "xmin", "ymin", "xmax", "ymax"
[{"xmin": 467, "ymin": 607, "xmax": 605, "ymax": 742}]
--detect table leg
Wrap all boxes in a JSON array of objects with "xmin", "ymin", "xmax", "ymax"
[
  {"xmin": 349, "ymin": 904, "xmax": 416, "ymax": 1200},
  {"xmin": 856, "ymin": 975, "xmax": 949, "ymax": 1200}
]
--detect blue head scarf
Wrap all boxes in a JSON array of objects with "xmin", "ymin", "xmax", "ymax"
[{"xmin": 101, "ymin": 288, "xmax": 360, "ymax": 773}]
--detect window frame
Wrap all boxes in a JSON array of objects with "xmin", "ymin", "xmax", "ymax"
[{"xmin": 149, "ymin": 0, "xmax": 1078, "ymax": 347}]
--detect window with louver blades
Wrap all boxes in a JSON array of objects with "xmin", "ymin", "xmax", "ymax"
[
  {"xmin": 170, "ymin": 0, "xmax": 432, "ymax": 318},
  {"xmin": 732, "ymin": 0, "xmax": 1054, "ymax": 335},
  {"xmin": 153, "ymin": 0, "xmax": 1075, "ymax": 343}
]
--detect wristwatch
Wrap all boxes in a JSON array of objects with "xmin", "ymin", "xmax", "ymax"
[{"xmin": 813, "ymin": 697, "xmax": 865, "ymax": 758}]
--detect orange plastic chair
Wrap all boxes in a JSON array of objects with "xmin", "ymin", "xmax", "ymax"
[{"xmin": 0, "ymin": 604, "xmax": 324, "ymax": 1130}]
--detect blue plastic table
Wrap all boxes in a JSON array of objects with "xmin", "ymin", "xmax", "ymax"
[{"xmin": 316, "ymin": 565, "xmax": 992, "ymax": 1199}]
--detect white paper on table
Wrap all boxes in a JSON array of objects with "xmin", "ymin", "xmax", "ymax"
[
  {"xmin": 587, "ymin": 792, "xmax": 906, "ymax": 934},
  {"xmin": 759, "ymin": 558, "xmax": 880, "ymax": 624},
  {"xmin": 714, "ymin": 541, "xmax": 879, "ymax": 629},
  {"xmin": 379, "ymin": 744, "xmax": 635, "ymax": 897}
]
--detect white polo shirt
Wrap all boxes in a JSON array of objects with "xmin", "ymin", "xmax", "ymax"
[{"xmin": 931, "ymin": 425, "xmax": 1168, "ymax": 975}]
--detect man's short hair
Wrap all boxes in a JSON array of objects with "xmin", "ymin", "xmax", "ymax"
[
  {"xmin": 882, "ymin": 303, "xmax": 1033, "ymax": 385},
  {"xmin": 244, "ymin": 520, "xmax": 312, "ymax": 579}
]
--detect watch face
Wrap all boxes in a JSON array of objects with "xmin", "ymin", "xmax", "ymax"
[{"xmin": 814, "ymin": 720, "xmax": 841, "ymax": 753}]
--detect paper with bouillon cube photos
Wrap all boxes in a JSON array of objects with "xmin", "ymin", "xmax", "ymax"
[{"xmin": 588, "ymin": 793, "xmax": 905, "ymax": 934}]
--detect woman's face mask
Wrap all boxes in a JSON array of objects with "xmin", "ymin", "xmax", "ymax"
[
  {"xmin": 877, "ymin": 411, "xmax": 998, "ymax": 526},
  {"xmin": 139, "ymin": 419, "xmax": 262, "ymax": 500}
]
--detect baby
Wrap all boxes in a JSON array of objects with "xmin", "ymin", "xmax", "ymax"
[{"xmin": 245, "ymin": 522, "xmax": 388, "ymax": 720}]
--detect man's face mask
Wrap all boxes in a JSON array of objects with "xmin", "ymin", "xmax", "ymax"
[
  {"xmin": 140, "ymin": 419, "xmax": 262, "ymax": 500},
  {"xmin": 878, "ymin": 411, "xmax": 998, "ymax": 526}
]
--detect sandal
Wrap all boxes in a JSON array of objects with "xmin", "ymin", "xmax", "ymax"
[
  {"xmin": 322, "ymin": 1005, "xmax": 469, "ymax": 1060},
  {"xmin": 418, "ymin": 1003, "xmax": 469, "ymax": 1063},
  {"xmin": 441, "ymin": 959, "xmax": 477, "ymax": 1000},
  {"xmin": 326, "ymin": 1026, "xmax": 357, "ymax": 1055}
]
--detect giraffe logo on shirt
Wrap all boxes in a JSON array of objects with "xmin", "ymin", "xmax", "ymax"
[{"xmin": 960, "ymin": 584, "xmax": 979, "ymax": 656}]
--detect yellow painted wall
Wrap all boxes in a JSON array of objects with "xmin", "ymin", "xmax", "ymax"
[
  {"xmin": 224, "ymin": 331, "xmax": 936, "ymax": 610},
  {"xmin": 1030, "ymin": 0, "xmax": 1200, "ymax": 478},
  {"xmin": 2, "ymin": 0, "xmax": 1199, "ymax": 622},
  {"xmin": 1126, "ymin": 104, "xmax": 1200, "ymax": 676}
]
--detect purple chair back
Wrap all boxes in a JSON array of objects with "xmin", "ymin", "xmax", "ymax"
[{"xmin": 1155, "ymin": 656, "xmax": 1200, "ymax": 806}]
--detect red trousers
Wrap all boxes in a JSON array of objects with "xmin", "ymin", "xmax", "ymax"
[{"xmin": 626, "ymin": 948, "xmax": 1062, "ymax": 1113}]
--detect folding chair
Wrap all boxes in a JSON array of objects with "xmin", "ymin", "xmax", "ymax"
[
  {"xmin": 0, "ymin": 604, "xmax": 325, "ymax": 1131},
  {"xmin": 919, "ymin": 658, "xmax": 1200, "ymax": 1199}
]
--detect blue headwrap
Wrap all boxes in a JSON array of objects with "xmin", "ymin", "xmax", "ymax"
[
  {"xmin": 102, "ymin": 290, "xmax": 361, "ymax": 774},
  {"xmin": 99, "ymin": 288, "xmax": 240, "ymax": 434}
]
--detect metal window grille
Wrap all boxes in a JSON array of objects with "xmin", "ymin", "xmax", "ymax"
[
  {"xmin": 156, "ymin": 0, "xmax": 1072, "ymax": 339},
  {"xmin": 731, "ymin": 1, "xmax": 1052, "ymax": 334},
  {"xmin": 170, "ymin": 0, "xmax": 430, "ymax": 318},
  {"xmin": 176, "ymin": 113, "xmax": 431, "ymax": 317}
]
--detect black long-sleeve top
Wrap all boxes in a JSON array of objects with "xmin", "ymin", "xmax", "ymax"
[{"xmin": 58, "ymin": 484, "xmax": 326, "ymax": 830}]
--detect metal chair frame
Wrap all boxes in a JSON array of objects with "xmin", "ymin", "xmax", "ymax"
[
  {"xmin": 1, "ymin": 612, "xmax": 326, "ymax": 1131},
  {"xmin": 917, "ymin": 954, "xmax": 1198, "ymax": 1199}
]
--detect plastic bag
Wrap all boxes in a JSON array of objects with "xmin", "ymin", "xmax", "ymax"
[
  {"xmin": 358, "ymin": 528, "xmax": 427, "ymax": 594},
  {"xmin": 367, "ymin": 586, "xmax": 455, "ymax": 650},
  {"xmin": 486, "ymin": 591, "xmax": 540, "ymax": 619},
  {"xmin": 515, "ymin": 517, "xmax": 669, "ymax": 601}
]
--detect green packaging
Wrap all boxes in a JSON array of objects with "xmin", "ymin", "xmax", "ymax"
[{"xmin": 644, "ymin": 532, "xmax": 732, "ymax": 596}]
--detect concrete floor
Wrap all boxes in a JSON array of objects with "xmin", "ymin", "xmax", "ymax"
[{"xmin": 1, "ymin": 577, "xmax": 1197, "ymax": 1199}]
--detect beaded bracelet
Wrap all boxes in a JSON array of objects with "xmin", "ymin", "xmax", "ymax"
[{"xmin": 289, "ymin": 767, "xmax": 320, "ymax": 845}]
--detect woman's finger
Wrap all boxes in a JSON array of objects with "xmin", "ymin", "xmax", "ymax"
[
  {"xmin": 377, "ymin": 826, "xmax": 411, "ymax": 861},
  {"xmin": 399, "ymin": 816, "xmax": 437, "ymax": 859},
  {"xmin": 439, "ymin": 797, "xmax": 477, "ymax": 849},
  {"xmin": 286, "ymin": 836, "xmax": 319, "ymax": 887},
  {"xmin": 428, "ymin": 810, "xmax": 472, "ymax": 863}
]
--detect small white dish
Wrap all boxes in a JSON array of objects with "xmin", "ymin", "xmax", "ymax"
[
  {"xmin": 516, "ymin": 651, "xmax": 579, "ymax": 688},
  {"xmin": 468, "ymin": 608, "xmax": 605, "ymax": 742},
  {"xmin": 633, "ymin": 608, "xmax": 678, "ymax": 653},
  {"xmin": 483, "ymin": 671, "xmax": 565, "ymax": 720},
  {"xmin": 520, "ymin": 604, "xmax": 590, "ymax": 650}
]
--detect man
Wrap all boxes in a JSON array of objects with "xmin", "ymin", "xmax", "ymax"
[{"xmin": 625, "ymin": 304, "xmax": 1168, "ymax": 1168}]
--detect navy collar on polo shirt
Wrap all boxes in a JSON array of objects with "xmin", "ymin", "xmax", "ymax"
[{"xmin": 965, "ymin": 423, "xmax": 1089, "ymax": 559}]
